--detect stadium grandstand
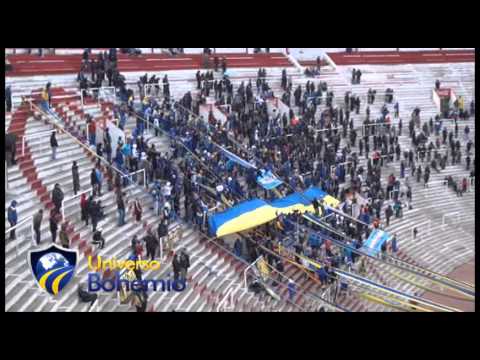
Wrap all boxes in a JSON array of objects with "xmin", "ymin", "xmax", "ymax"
[{"xmin": 4, "ymin": 47, "xmax": 475, "ymax": 312}]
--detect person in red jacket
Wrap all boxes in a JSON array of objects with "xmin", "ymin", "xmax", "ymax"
[
  {"xmin": 80, "ymin": 193, "xmax": 89, "ymax": 226},
  {"xmin": 462, "ymin": 178, "xmax": 468, "ymax": 194},
  {"xmin": 133, "ymin": 199, "xmax": 142, "ymax": 222},
  {"xmin": 88, "ymin": 119, "xmax": 96, "ymax": 146}
]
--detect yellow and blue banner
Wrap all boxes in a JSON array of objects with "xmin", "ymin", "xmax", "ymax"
[{"xmin": 208, "ymin": 187, "xmax": 340, "ymax": 238}]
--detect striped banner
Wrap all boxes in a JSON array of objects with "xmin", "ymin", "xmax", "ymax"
[{"xmin": 362, "ymin": 229, "xmax": 390, "ymax": 256}]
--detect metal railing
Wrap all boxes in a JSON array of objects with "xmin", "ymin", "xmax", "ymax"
[
  {"xmin": 442, "ymin": 212, "xmax": 460, "ymax": 227},
  {"xmin": 5, "ymin": 215, "xmax": 34, "ymax": 258},
  {"xmin": 121, "ymin": 169, "xmax": 147, "ymax": 189},
  {"xmin": 62, "ymin": 188, "xmax": 93, "ymax": 221},
  {"xmin": 80, "ymin": 86, "xmax": 117, "ymax": 110},
  {"xmin": 27, "ymin": 100, "xmax": 128, "ymax": 180}
]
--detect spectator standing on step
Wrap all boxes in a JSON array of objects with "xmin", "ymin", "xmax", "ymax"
[
  {"xmin": 5, "ymin": 133, "xmax": 17, "ymax": 166},
  {"xmin": 52, "ymin": 183, "xmax": 64, "ymax": 214},
  {"xmin": 132, "ymin": 198, "xmax": 143, "ymax": 223},
  {"xmin": 221, "ymin": 58, "xmax": 227, "ymax": 74},
  {"xmin": 7, "ymin": 200, "xmax": 18, "ymax": 241},
  {"xmin": 72, "ymin": 161, "xmax": 80, "ymax": 195},
  {"xmin": 172, "ymin": 252, "xmax": 182, "ymax": 282},
  {"xmin": 178, "ymin": 249, "xmax": 190, "ymax": 282},
  {"xmin": 406, "ymin": 186, "xmax": 413, "ymax": 210},
  {"xmin": 88, "ymin": 119, "xmax": 96, "ymax": 146},
  {"xmin": 163, "ymin": 75, "xmax": 170, "ymax": 98},
  {"xmin": 385, "ymin": 204, "xmax": 393, "ymax": 227},
  {"xmin": 49, "ymin": 211, "xmax": 59, "ymax": 243},
  {"xmin": 380, "ymin": 241, "xmax": 387, "ymax": 260},
  {"xmin": 157, "ymin": 220, "xmax": 168, "ymax": 252},
  {"xmin": 89, "ymin": 199, "xmax": 101, "ymax": 233},
  {"xmin": 145, "ymin": 228, "xmax": 158, "ymax": 261},
  {"xmin": 423, "ymin": 167, "xmax": 430, "ymax": 188},
  {"xmin": 288, "ymin": 279, "xmax": 296, "ymax": 302},
  {"xmin": 33, "ymin": 209, "xmax": 43, "ymax": 245},
  {"xmin": 90, "ymin": 168, "xmax": 99, "ymax": 197},
  {"xmin": 59, "ymin": 223, "xmax": 70, "ymax": 248},
  {"xmin": 391, "ymin": 234, "xmax": 398, "ymax": 254},
  {"xmin": 356, "ymin": 69, "xmax": 362, "ymax": 84},
  {"xmin": 234, "ymin": 238, "xmax": 243, "ymax": 258},
  {"xmin": 80, "ymin": 193, "xmax": 89, "ymax": 226},
  {"xmin": 95, "ymin": 166, "xmax": 103, "ymax": 196},
  {"xmin": 5, "ymin": 86, "xmax": 12, "ymax": 113},
  {"xmin": 117, "ymin": 192, "xmax": 126, "ymax": 226}
]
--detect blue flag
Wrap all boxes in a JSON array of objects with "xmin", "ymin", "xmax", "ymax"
[
  {"xmin": 361, "ymin": 229, "xmax": 390, "ymax": 256},
  {"xmin": 257, "ymin": 170, "xmax": 283, "ymax": 190}
]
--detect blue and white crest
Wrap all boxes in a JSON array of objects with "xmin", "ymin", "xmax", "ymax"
[{"xmin": 28, "ymin": 244, "xmax": 77, "ymax": 296}]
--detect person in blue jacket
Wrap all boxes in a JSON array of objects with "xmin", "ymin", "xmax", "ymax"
[
  {"xmin": 7, "ymin": 200, "xmax": 18, "ymax": 240},
  {"xmin": 233, "ymin": 238, "xmax": 243, "ymax": 258},
  {"xmin": 287, "ymin": 279, "xmax": 296, "ymax": 302},
  {"xmin": 391, "ymin": 234, "xmax": 398, "ymax": 254},
  {"xmin": 114, "ymin": 147, "xmax": 124, "ymax": 169}
]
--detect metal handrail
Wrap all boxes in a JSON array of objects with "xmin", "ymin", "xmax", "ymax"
[{"xmin": 28, "ymin": 100, "xmax": 128, "ymax": 179}]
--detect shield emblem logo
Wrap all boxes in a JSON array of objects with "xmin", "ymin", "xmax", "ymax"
[{"xmin": 28, "ymin": 244, "xmax": 78, "ymax": 296}]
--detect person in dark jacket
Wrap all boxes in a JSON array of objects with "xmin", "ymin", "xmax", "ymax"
[
  {"xmin": 33, "ymin": 209, "xmax": 43, "ymax": 245},
  {"xmin": 178, "ymin": 249, "xmax": 190, "ymax": 282},
  {"xmin": 7, "ymin": 200, "xmax": 18, "ymax": 240},
  {"xmin": 6, "ymin": 86, "xmax": 12, "ymax": 113},
  {"xmin": 5, "ymin": 133, "xmax": 17, "ymax": 166},
  {"xmin": 49, "ymin": 211, "xmax": 59, "ymax": 243},
  {"xmin": 50, "ymin": 131, "xmax": 58, "ymax": 160},
  {"xmin": 116, "ymin": 192, "xmax": 126, "ymax": 226},
  {"xmin": 312, "ymin": 197, "xmax": 320, "ymax": 216},
  {"xmin": 145, "ymin": 229, "xmax": 158, "ymax": 261},
  {"xmin": 132, "ymin": 289, "xmax": 148, "ymax": 312},
  {"xmin": 72, "ymin": 161, "xmax": 80, "ymax": 195},
  {"xmin": 89, "ymin": 200, "xmax": 101, "ymax": 233},
  {"xmin": 105, "ymin": 140, "xmax": 112, "ymax": 164},
  {"xmin": 385, "ymin": 205, "xmax": 393, "ymax": 227},
  {"xmin": 78, "ymin": 283, "xmax": 98, "ymax": 309},
  {"xmin": 172, "ymin": 252, "xmax": 182, "ymax": 282},
  {"xmin": 92, "ymin": 228, "xmax": 105, "ymax": 249},
  {"xmin": 233, "ymin": 238, "xmax": 243, "ymax": 258},
  {"xmin": 52, "ymin": 184, "xmax": 64, "ymax": 214}
]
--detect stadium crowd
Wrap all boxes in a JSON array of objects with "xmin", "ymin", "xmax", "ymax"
[{"xmin": 6, "ymin": 48, "xmax": 475, "ymax": 309}]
